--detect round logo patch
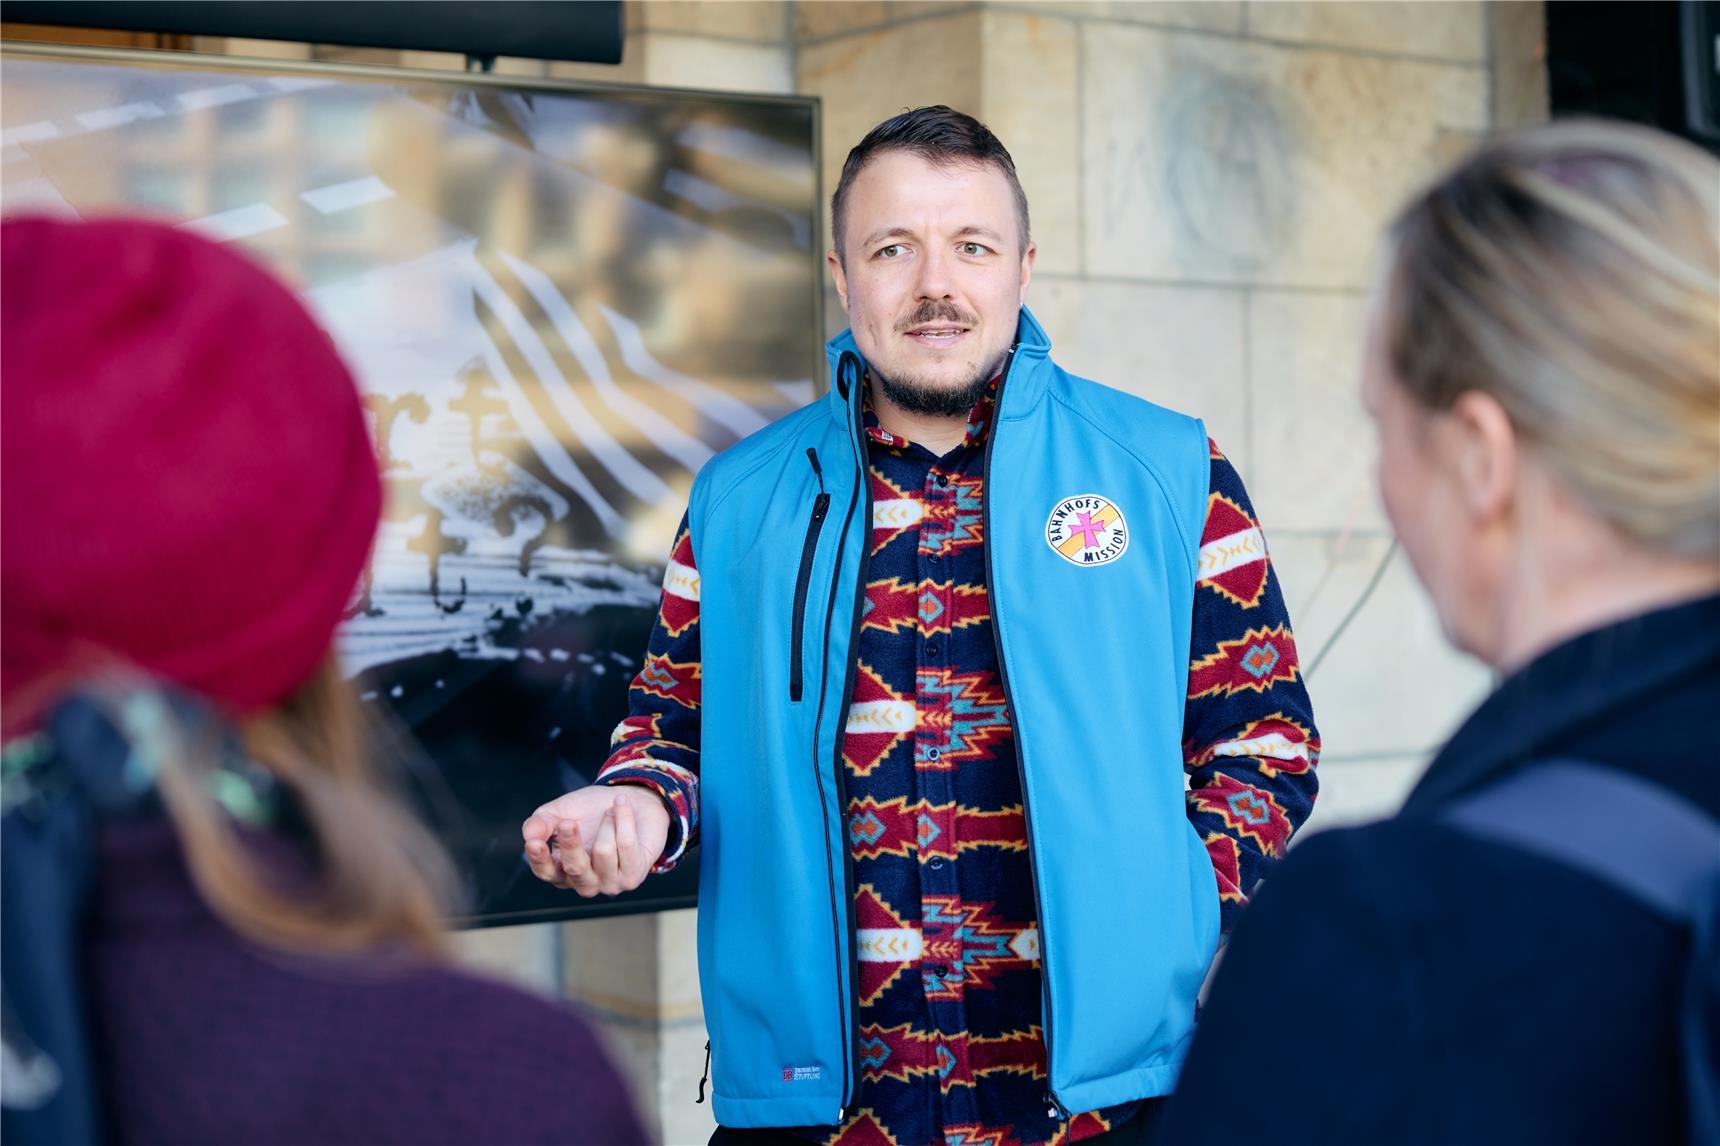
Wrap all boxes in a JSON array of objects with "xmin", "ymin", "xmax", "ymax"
[{"xmin": 1045, "ymin": 494, "xmax": 1129, "ymax": 566}]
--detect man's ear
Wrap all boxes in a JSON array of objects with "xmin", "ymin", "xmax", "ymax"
[
  {"xmin": 827, "ymin": 248, "xmax": 850, "ymax": 314},
  {"xmin": 1444, "ymin": 390, "xmax": 1519, "ymax": 525},
  {"xmin": 1018, "ymin": 240, "xmax": 1037, "ymax": 306}
]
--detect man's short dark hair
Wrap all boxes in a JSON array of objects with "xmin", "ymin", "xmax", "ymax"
[{"xmin": 831, "ymin": 105, "xmax": 1031, "ymax": 263}]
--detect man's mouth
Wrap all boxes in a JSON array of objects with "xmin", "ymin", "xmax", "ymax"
[{"xmin": 905, "ymin": 324, "xmax": 969, "ymax": 346}]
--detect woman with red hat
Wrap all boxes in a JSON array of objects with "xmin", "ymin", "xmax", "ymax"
[{"xmin": 0, "ymin": 216, "xmax": 647, "ymax": 1146}]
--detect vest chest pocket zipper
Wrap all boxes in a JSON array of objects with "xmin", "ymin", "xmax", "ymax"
[{"xmin": 790, "ymin": 448, "xmax": 830, "ymax": 703}]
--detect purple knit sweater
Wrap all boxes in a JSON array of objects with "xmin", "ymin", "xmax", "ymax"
[{"xmin": 86, "ymin": 820, "xmax": 647, "ymax": 1146}]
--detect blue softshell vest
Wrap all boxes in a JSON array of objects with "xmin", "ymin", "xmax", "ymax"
[{"xmin": 689, "ymin": 307, "xmax": 1219, "ymax": 1128}]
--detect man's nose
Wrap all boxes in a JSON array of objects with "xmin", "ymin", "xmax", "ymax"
[{"xmin": 914, "ymin": 245, "xmax": 955, "ymax": 299}]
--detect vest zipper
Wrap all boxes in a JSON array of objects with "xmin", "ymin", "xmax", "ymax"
[
  {"xmin": 828, "ymin": 474, "xmax": 870, "ymax": 1119},
  {"xmin": 979, "ymin": 348, "xmax": 1070, "ymax": 1119},
  {"xmin": 814, "ymin": 351, "xmax": 869, "ymax": 1117},
  {"xmin": 789, "ymin": 448, "xmax": 831, "ymax": 702},
  {"xmin": 696, "ymin": 1040, "xmax": 711, "ymax": 1104}
]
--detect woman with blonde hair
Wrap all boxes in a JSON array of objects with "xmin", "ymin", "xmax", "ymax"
[
  {"xmin": 0, "ymin": 216, "xmax": 646, "ymax": 1146},
  {"xmin": 1159, "ymin": 119, "xmax": 1719, "ymax": 1143}
]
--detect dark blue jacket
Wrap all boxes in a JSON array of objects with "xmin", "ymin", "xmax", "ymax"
[{"xmin": 1159, "ymin": 592, "xmax": 1720, "ymax": 1144}]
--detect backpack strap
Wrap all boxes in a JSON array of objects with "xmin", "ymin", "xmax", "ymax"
[
  {"xmin": 1442, "ymin": 759, "xmax": 1720, "ymax": 1146},
  {"xmin": 1442, "ymin": 759, "xmax": 1720, "ymax": 922}
]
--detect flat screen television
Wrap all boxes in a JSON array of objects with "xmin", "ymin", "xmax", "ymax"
[{"xmin": 0, "ymin": 43, "xmax": 822, "ymax": 925}]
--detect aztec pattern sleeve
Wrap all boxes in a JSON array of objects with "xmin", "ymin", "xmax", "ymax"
[
  {"xmin": 1183, "ymin": 441, "xmax": 1320, "ymax": 933},
  {"xmin": 596, "ymin": 512, "xmax": 702, "ymax": 871}
]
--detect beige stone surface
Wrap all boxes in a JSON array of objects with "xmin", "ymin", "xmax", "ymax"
[
  {"xmin": 298, "ymin": 47, "xmax": 556, "ymax": 76},
  {"xmin": 526, "ymin": 911, "xmax": 711, "ymax": 1143},
  {"xmin": 549, "ymin": 23, "xmax": 793, "ymax": 89},
  {"xmin": 979, "ymin": 9, "xmax": 1080, "ymax": 274},
  {"xmin": 1297, "ymin": 754, "xmax": 1427, "ymax": 835},
  {"xmin": 1490, "ymin": 0, "xmax": 1550, "ymax": 128},
  {"xmin": 1244, "ymin": 0, "xmax": 1486, "ymax": 63},
  {"xmin": 823, "ymin": 285, "xmax": 851, "ymax": 341},
  {"xmin": 1245, "ymin": 289, "xmax": 1381, "ymax": 534},
  {"xmin": 642, "ymin": 31, "xmax": 795, "ymax": 92},
  {"xmin": 561, "ymin": 913, "xmax": 665, "ymax": 1142},
  {"xmin": 1028, "ymin": 276, "xmax": 1250, "ymax": 473},
  {"xmin": 1082, "ymin": 23, "xmax": 1486, "ymax": 288},
  {"xmin": 548, "ymin": 52, "xmax": 649, "ymax": 86},
  {"xmin": 448, "ymin": 922, "xmax": 561, "ymax": 996},
  {"xmin": 656, "ymin": 908, "xmax": 705, "ymax": 1005},
  {"xmin": 196, "ymin": 37, "xmax": 314, "ymax": 60},
  {"xmin": 656, "ymin": 909, "xmax": 716, "ymax": 1145},
  {"xmin": 393, "ymin": 49, "xmax": 468, "ymax": 71},
  {"xmin": 997, "ymin": 0, "xmax": 1244, "ymax": 34},
  {"xmin": 636, "ymin": 0, "xmax": 790, "ymax": 41},
  {"xmin": 794, "ymin": 1, "xmax": 975, "ymax": 42},
  {"xmin": 661, "ymin": 1019, "xmax": 718, "ymax": 1143},
  {"xmin": 490, "ymin": 55, "xmax": 554, "ymax": 78},
  {"xmin": 797, "ymin": 10, "xmax": 985, "ymax": 249},
  {"xmin": 1272, "ymin": 531, "xmax": 1493, "ymax": 759},
  {"xmin": 562, "ymin": 912, "xmax": 663, "ymax": 1021}
]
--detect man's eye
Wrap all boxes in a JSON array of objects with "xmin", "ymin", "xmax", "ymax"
[
  {"xmin": 876, "ymin": 244, "xmax": 904, "ymax": 259},
  {"xmin": 959, "ymin": 242, "xmax": 989, "ymax": 256}
]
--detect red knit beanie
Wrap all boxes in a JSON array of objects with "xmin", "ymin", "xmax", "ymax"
[{"xmin": 1, "ymin": 216, "xmax": 382, "ymax": 726}]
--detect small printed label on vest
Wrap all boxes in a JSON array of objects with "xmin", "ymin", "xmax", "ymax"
[
  {"xmin": 781, "ymin": 1065, "xmax": 823, "ymax": 1082},
  {"xmin": 1045, "ymin": 494, "xmax": 1129, "ymax": 566}
]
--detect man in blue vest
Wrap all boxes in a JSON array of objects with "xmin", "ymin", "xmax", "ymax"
[{"xmin": 523, "ymin": 106, "xmax": 1320, "ymax": 1146}]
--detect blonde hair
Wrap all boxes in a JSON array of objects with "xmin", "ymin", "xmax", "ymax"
[
  {"xmin": 1383, "ymin": 118, "xmax": 1720, "ymax": 558},
  {"xmin": 139, "ymin": 656, "xmax": 456, "ymax": 958}
]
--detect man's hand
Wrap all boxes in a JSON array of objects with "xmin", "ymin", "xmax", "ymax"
[{"xmin": 522, "ymin": 785, "xmax": 671, "ymax": 896}]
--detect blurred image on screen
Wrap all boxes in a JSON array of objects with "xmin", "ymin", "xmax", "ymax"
[{"xmin": 0, "ymin": 46, "xmax": 821, "ymax": 924}]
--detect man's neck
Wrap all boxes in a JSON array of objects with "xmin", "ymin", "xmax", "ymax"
[{"xmin": 868, "ymin": 381, "xmax": 973, "ymax": 456}]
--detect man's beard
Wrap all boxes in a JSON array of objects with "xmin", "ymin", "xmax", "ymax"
[
  {"xmin": 874, "ymin": 300, "xmax": 1009, "ymax": 418},
  {"xmin": 874, "ymin": 359, "xmax": 1003, "ymax": 418}
]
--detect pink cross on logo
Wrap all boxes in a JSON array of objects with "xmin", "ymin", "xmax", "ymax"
[{"xmin": 1070, "ymin": 510, "xmax": 1107, "ymax": 548}]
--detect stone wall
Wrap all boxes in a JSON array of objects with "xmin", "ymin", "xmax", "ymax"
[{"xmin": 193, "ymin": 5, "xmax": 1546, "ymax": 1141}]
